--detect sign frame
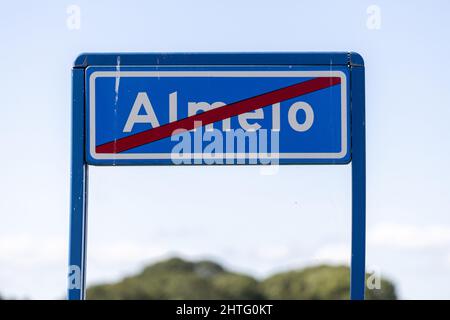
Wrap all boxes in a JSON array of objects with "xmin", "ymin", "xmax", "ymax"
[{"xmin": 68, "ymin": 52, "xmax": 365, "ymax": 300}]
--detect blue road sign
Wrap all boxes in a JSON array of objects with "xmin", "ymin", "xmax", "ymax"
[
  {"xmin": 86, "ymin": 66, "xmax": 350, "ymax": 165},
  {"xmin": 69, "ymin": 53, "xmax": 365, "ymax": 300}
]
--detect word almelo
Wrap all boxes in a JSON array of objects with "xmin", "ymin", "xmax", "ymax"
[{"xmin": 123, "ymin": 91, "xmax": 315, "ymax": 133}]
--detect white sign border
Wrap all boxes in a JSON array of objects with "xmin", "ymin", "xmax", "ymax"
[{"xmin": 88, "ymin": 70, "xmax": 348, "ymax": 160}]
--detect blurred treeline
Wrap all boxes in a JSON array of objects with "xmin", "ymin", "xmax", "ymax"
[{"xmin": 87, "ymin": 257, "xmax": 396, "ymax": 300}]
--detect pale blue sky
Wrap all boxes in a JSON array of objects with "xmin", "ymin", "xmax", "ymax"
[{"xmin": 1, "ymin": 0, "xmax": 450, "ymax": 299}]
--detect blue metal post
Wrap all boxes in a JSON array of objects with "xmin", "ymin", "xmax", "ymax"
[
  {"xmin": 68, "ymin": 68, "xmax": 88, "ymax": 300},
  {"xmin": 350, "ymin": 63, "xmax": 366, "ymax": 300}
]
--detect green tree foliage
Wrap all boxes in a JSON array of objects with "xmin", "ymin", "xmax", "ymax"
[
  {"xmin": 260, "ymin": 265, "xmax": 397, "ymax": 300},
  {"xmin": 261, "ymin": 265, "xmax": 350, "ymax": 300},
  {"xmin": 87, "ymin": 258, "xmax": 396, "ymax": 300},
  {"xmin": 88, "ymin": 258, "xmax": 260, "ymax": 300}
]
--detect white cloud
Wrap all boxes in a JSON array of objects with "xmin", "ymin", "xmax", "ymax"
[
  {"xmin": 0, "ymin": 234, "xmax": 68, "ymax": 299},
  {"xmin": 368, "ymin": 223, "xmax": 450, "ymax": 249},
  {"xmin": 312, "ymin": 243, "xmax": 350, "ymax": 265},
  {"xmin": 85, "ymin": 242, "xmax": 170, "ymax": 285},
  {"xmin": 0, "ymin": 234, "xmax": 66, "ymax": 266},
  {"xmin": 255, "ymin": 245, "xmax": 290, "ymax": 260},
  {"xmin": 89, "ymin": 242, "xmax": 167, "ymax": 264}
]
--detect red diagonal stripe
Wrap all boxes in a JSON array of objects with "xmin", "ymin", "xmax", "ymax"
[{"xmin": 96, "ymin": 76, "xmax": 341, "ymax": 154}]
